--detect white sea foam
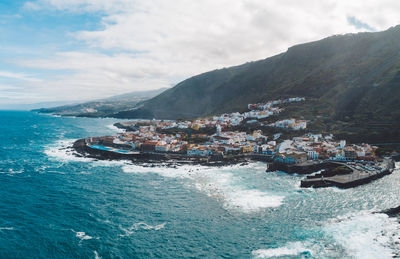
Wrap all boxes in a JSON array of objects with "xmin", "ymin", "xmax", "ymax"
[
  {"xmin": 35, "ymin": 165, "xmax": 50, "ymax": 172},
  {"xmin": 94, "ymin": 251, "xmax": 101, "ymax": 259},
  {"xmin": 74, "ymin": 231, "xmax": 93, "ymax": 240},
  {"xmin": 119, "ymin": 222, "xmax": 166, "ymax": 237},
  {"xmin": 122, "ymin": 163, "xmax": 284, "ymax": 213},
  {"xmin": 1, "ymin": 169, "xmax": 24, "ymax": 175},
  {"xmin": 252, "ymin": 241, "xmax": 312, "ymax": 258},
  {"xmin": 225, "ymin": 189, "xmax": 283, "ymax": 211},
  {"xmin": 327, "ymin": 186, "xmax": 346, "ymax": 193},
  {"xmin": 144, "ymin": 222, "xmax": 165, "ymax": 230},
  {"xmin": 254, "ymin": 211, "xmax": 400, "ymax": 258},
  {"xmin": 8, "ymin": 169, "xmax": 23, "ymax": 174},
  {"xmin": 106, "ymin": 124, "xmax": 125, "ymax": 133},
  {"xmin": 44, "ymin": 139, "xmax": 95, "ymax": 163},
  {"xmin": 39, "ymin": 113, "xmax": 62, "ymax": 118},
  {"xmin": 44, "ymin": 139, "xmax": 133, "ymax": 167},
  {"xmin": 0, "ymin": 227, "xmax": 14, "ymax": 231},
  {"xmin": 324, "ymin": 211, "xmax": 400, "ymax": 259},
  {"xmin": 134, "ymin": 222, "xmax": 166, "ymax": 230},
  {"xmin": 44, "ymin": 138, "xmax": 285, "ymax": 212}
]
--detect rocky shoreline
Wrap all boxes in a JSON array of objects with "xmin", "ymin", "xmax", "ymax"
[
  {"xmin": 72, "ymin": 138, "xmax": 253, "ymax": 167},
  {"xmin": 382, "ymin": 205, "xmax": 400, "ymax": 217},
  {"xmin": 265, "ymin": 160, "xmax": 340, "ymax": 174},
  {"xmin": 72, "ymin": 138, "xmax": 396, "ymax": 190}
]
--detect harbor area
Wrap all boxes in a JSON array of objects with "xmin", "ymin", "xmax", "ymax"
[
  {"xmin": 300, "ymin": 158, "xmax": 395, "ymax": 189},
  {"xmin": 73, "ymin": 135, "xmax": 396, "ymax": 189}
]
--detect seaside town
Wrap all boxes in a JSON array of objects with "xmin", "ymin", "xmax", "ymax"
[
  {"xmin": 84, "ymin": 97, "xmax": 379, "ymax": 163},
  {"xmin": 73, "ymin": 96, "xmax": 396, "ymax": 189}
]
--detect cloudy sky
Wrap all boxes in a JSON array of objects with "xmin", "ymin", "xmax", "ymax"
[{"xmin": 1, "ymin": 0, "xmax": 400, "ymax": 107}]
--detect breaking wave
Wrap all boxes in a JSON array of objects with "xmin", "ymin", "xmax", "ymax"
[
  {"xmin": 252, "ymin": 241, "xmax": 312, "ymax": 258},
  {"xmin": 72, "ymin": 230, "xmax": 93, "ymax": 241},
  {"xmin": 323, "ymin": 211, "xmax": 400, "ymax": 259},
  {"xmin": 119, "ymin": 222, "xmax": 166, "ymax": 237},
  {"xmin": 122, "ymin": 163, "xmax": 285, "ymax": 213},
  {"xmin": 0, "ymin": 169, "xmax": 24, "ymax": 175},
  {"xmin": 43, "ymin": 138, "xmax": 130, "ymax": 167},
  {"xmin": 94, "ymin": 250, "xmax": 101, "ymax": 259},
  {"xmin": 252, "ymin": 210, "xmax": 400, "ymax": 258},
  {"xmin": 106, "ymin": 124, "xmax": 125, "ymax": 133},
  {"xmin": 44, "ymin": 139, "xmax": 95, "ymax": 163},
  {"xmin": 0, "ymin": 227, "xmax": 14, "ymax": 231},
  {"xmin": 43, "ymin": 138, "xmax": 287, "ymax": 213}
]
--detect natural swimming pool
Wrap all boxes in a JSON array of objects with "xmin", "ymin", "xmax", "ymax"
[
  {"xmin": 89, "ymin": 145, "xmax": 112, "ymax": 151},
  {"xmin": 89, "ymin": 145, "xmax": 130, "ymax": 154}
]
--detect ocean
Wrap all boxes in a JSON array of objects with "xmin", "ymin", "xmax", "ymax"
[{"xmin": 0, "ymin": 110, "xmax": 399, "ymax": 258}]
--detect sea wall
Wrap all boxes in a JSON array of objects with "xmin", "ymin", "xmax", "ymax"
[
  {"xmin": 266, "ymin": 161, "xmax": 339, "ymax": 174},
  {"xmin": 300, "ymin": 158, "xmax": 394, "ymax": 189},
  {"xmin": 300, "ymin": 168, "xmax": 392, "ymax": 189}
]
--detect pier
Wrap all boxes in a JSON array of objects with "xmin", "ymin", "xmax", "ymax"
[{"xmin": 301, "ymin": 158, "xmax": 395, "ymax": 189}]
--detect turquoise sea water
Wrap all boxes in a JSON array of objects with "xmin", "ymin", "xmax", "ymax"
[{"xmin": 0, "ymin": 111, "xmax": 399, "ymax": 258}]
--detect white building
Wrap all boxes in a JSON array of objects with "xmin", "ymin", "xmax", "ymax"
[{"xmin": 278, "ymin": 140, "xmax": 293, "ymax": 153}]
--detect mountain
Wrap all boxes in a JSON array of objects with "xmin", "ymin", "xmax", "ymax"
[
  {"xmin": 114, "ymin": 26, "xmax": 400, "ymax": 143},
  {"xmin": 34, "ymin": 88, "xmax": 167, "ymax": 117},
  {"xmin": 0, "ymin": 101, "xmax": 77, "ymax": 111}
]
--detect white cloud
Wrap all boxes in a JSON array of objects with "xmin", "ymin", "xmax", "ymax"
[
  {"xmin": 0, "ymin": 71, "xmax": 42, "ymax": 82},
  {"xmin": 7, "ymin": 0, "xmax": 400, "ymax": 104},
  {"xmin": 12, "ymin": 52, "xmax": 172, "ymax": 101},
  {"xmin": 23, "ymin": 0, "xmax": 134, "ymax": 13}
]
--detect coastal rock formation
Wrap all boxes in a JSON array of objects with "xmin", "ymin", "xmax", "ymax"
[
  {"xmin": 382, "ymin": 206, "xmax": 400, "ymax": 217},
  {"xmin": 266, "ymin": 161, "xmax": 338, "ymax": 174}
]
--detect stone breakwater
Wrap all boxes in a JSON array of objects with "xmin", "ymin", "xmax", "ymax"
[
  {"xmin": 300, "ymin": 158, "xmax": 395, "ymax": 189},
  {"xmin": 266, "ymin": 160, "xmax": 340, "ymax": 174},
  {"xmin": 266, "ymin": 159, "xmax": 395, "ymax": 189}
]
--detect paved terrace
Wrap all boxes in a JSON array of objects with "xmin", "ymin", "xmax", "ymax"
[{"xmin": 301, "ymin": 158, "xmax": 394, "ymax": 188}]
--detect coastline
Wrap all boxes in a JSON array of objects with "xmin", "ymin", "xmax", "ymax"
[
  {"xmin": 72, "ymin": 137, "xmax": 396, "ymax": 190},
  {"xmin": 382, "ymin": 205, "xmax": 400, "ymax": 217},
  {"xmin": 72, "ymin": 138, "xmax": 254, "ymax": 167},
  {"xmin": 3, "ymin": 111, "xmax": 400, "ymax": 259}
]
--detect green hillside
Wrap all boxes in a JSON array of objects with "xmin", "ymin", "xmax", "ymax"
[{"xmin": 114, "ymin": 26, "xmax": 400, "ymax": 143}]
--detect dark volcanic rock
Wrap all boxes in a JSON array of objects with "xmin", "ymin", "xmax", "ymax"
[
  {"xmin": 382, "ymin": 206, "xmax": 400, "ymax": 217},
  {"xmin": 266, "ymin": 161, "xmax": 338, "ymax": 174}
]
